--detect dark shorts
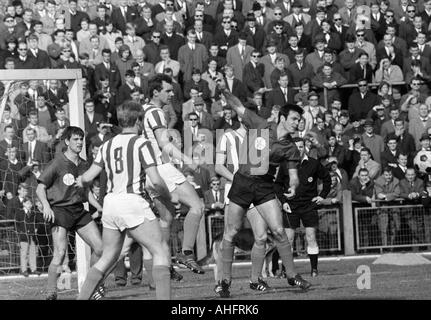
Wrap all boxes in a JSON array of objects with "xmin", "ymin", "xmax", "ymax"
[
  {"xmin": 283, "ymin": 201, "xmax": 318, "ymax": 229},
  {"xmin": 228, "ymin": 173, "xmax": 275, "ymax": 209},
  {"xmin": 51, "ymin": 204, "xmax": 93, "ymax": 231}
]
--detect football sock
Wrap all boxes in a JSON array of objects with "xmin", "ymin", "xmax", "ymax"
[
  {"xmin": 221, "ymin": 239, "xmax": 234, "ymax": 280},
  {"xmin": 77, "ymin": 267, "xmax": 104, "ymax": 300},
  {"xmin": 182, "ymin": 212, "xmax": 201, "ymax": 254},
  {"xmin": 47, "ymin": 263, "xmax": 60, "ymax": 293},
  {"xmin": 250, "ymin": 243, "xmax": 266, "ymax": 282},
  {"xmin": 275, "ymin": 239, "xmax": 296, "ymax": 278},
  {"xmin": 153, "ymin": 265, "xmax": 171, "ymax": 300},
  {"xmin": 307, "ymin": 246, "xmax": 319, "ymax": 270},
  {"xmin": 143, "ymin": 258, "xmax": 155, "ymax": 287}
]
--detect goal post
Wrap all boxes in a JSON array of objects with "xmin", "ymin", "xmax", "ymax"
[{"xmin": 0, "ymin": 69, "xmax": 90, "ymax": 290}]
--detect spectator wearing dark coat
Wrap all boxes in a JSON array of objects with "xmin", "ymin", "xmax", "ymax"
[{"xmin": 348, "ymin": 79, "xmax": 380, "ymax": 121}]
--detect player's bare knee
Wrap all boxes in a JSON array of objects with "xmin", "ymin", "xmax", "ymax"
[
  {"xmin": 254, "ymin": 233, "xmax": 267, "ymax": 247},
  {"xmin": 271, "ymin": 227, "xmax": 287, "ymax": 242}
]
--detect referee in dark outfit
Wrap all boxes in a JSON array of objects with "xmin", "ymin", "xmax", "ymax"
[
  {"xmin": 36, "ymin": 126, "xmax": 103, "ymax": 300},
  {"xmin": 275, "ymin": 137, "xmax": 331, "ymax": 277}
]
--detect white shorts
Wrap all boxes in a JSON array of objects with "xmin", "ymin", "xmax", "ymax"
[
  {"xmin": 102, "ymin": 193, "xmax": 157, "ymax": 231},
  {"xmin": 146, "ymin": 162, "xmax": 186, "ymax": 196}
]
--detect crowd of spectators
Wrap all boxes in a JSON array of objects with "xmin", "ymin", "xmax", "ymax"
[{"xmin": 2, "ymin": 0, "xmax": 431, "ymax": 275}]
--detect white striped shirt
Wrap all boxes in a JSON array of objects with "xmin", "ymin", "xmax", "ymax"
[
  {"xmin": 216, "ymin": 129, "xmax": 245, "ymax": 174},
  {"xmin": 141, "ymin": 103, "xmax": 168, "ymax": 165},
  {"xmin": 94, "ymin": 133, "xmax": 157, "ymax": 195}
]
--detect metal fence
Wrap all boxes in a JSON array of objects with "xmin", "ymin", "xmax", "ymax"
[{"xmin": 354, "ymin": 203, "xmax": 431, "ymax": 250}]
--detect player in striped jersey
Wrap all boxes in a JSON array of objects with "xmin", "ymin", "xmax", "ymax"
[
  {"xmin": 140, "ymin": 74, "xmax": 205, "ymax": 275},
  {"xmin": 215, "ymin": 119, "xmax": 272, "ymax": 293},
  {"xmin": 76, "ymin": 101, "xmax": 171, "ymax": 300}
]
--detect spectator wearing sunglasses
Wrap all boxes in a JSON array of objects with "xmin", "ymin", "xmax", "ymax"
[
  {"xmin": 204, "ymin": 176, "xmax": 225, "ymax": 217},
  {"xmin": 348, "ymin": 79, "xmax": 380, "ymax": 122},
  {"xmin": 214, "ymin": 17, "xmax": 239, "ymax": 58}
]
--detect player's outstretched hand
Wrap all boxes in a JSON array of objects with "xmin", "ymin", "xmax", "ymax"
[
  {"xmin": 222, "ymin": 89, "xmax": 244, "ymax": 109},
  {"xmin": 43, "ymin": 206, "xmax": 55, "ymax": 223},
  {"xmin": 284, "ymin": 187, "xmax": 296, "ymax": 199},
  {"xmin": 312, "ymin": 196, "xmax": 324, "ymax": 205},
  {"xmin": 75, "ymin": 175, "xmax": 84, "ymax": 188}
]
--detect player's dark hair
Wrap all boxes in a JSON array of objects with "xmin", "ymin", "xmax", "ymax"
[
  {"xmin": 148, "ymin": 74, "xmax": 173, "ymax": 98},
  {"xmin": 292, "ymin": 137, "xmax": 304, "ymax": 144},
  {"xmin": 358, "ymin": 168, "xmax": 369, "ymax": 175},
  {"xmin": 63, "ymin": 126, "xmax": 84, "ymax": 141},
  {"xmin": 117, "ymin": 101, "xmax": 143, "ymax": 128}
]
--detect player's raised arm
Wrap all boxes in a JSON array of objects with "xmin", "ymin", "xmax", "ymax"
[{"xmin": 222, "ymin": 89, "xmax": 246, "ymax": 117}]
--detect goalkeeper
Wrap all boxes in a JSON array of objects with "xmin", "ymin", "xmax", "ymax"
[{"xmin": 36, "ymin": 126, "xmax": 103, "ymax": 300}]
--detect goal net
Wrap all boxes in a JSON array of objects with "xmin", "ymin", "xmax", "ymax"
[{"xmin": 0, "ymin": 70, "xmax": 86, "ymax": 292}]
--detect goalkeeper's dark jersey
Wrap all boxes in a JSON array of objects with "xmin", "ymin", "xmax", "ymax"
[
  {"xmin": 38, "ymin": 153, "xmax": 89, "ymax": 207},
  {"xmin": 238, "ymin": 108, "xmax": 300, "ymax": 179}
]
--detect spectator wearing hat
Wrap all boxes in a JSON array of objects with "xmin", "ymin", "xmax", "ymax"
[
  {"xmin": 305, "ymin": 36, "xmax": 326, "ymax": 73},
  {"xmin": 312, "ymin": 62, "xmax": 347, "ymax": 104},
  {"xmin": 243, "ymin": 12, "xmax": 266, "ymax": 53},
  {"xmin": 260, "ymin": 39, "xmax": 289, "ymax": 89},
  {"xmin": 226, "ymin": 32, "xmax": 254, "ymax": 82},
  {"xmin": 348, "ymin": 79, "xmax": 380, "ymax": 121},
  {"xmin": 178, "ymin": 29, "xmax": 208, "ymax": 82},
  {"xmin": 242, "ymin": 49, "xmax": 265, "ymax": 96},
  {"xmin": 284, "ymin": 1, "xmax": 311, "ymax": 28},
  {"xmin": 354, "ymin": 28, "xmax": 377, "ymax": 69},
  {"xmin": 252, "ymin": 2, "xmax": 268, "ymax": 27},
  {"xmin": 304, "ymin": 6, "xmax": 326, "ymax": 40},
  {"xmin": 362, "ymin": 119, "xmax": 385, "ymax": 164},
  {"xmin": 0, "ymin": 15, "xmax": 20, "ymax": 50},
  {"xmin": 367, "ymin": 104, "xmax": 389, "ymax": 134},
  {"xmin": 26, "ymin": 33, "xmax": 51, "ymax": 69},
  {"xmin": 339, "ymin": 33, "xmax": 366, "ymax": 76},
  {"xmin": 33, "ymin": 0, "xmax": 48, "ymax": 22},
  {"xmin": 287, "ymin": 49, "xmax": 315, "ymax": 87},
  {"xmin": 409, "ymin": 103, "xmax": 431, "ymax": 149}
]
